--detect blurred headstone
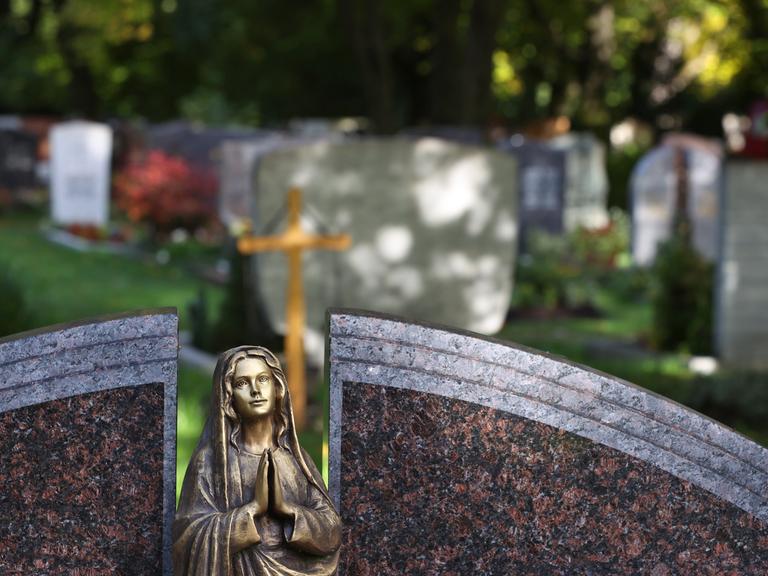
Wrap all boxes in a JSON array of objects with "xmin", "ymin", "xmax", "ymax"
[
  {"xmin": 0, "ymin": 310, "xmax": 178, "ymax": 574},
  {"xmin": 631, "ymin": 136, "xmax": 722, "ymax": 266},
  {"xmin": 548, "ymin": 132, "xmax": 610, "ymax": 231},
  {"xmin": 0, "ymin": 129, "xmax": 38, "ymax": 192},
  {"xmin": 401, "ymin": 125, "xmax": 486, "ymax": 146},
  {"xmin": 219, "ymin": 135, "xmax": 303, "ymax": 229},
  {"xmin": 253, "ymin": 137, "xmax": 518, "ymax": 362},
  {"xmin": 500, "ymin": 138, "xmax": 566, "ymax": 252},
  {"xmin": 50, "ymin": 120, "xmax": 113, "ymax": 227},
  {"xmin": 717, "ymin": 160, "xmax": 768, "ymax": 370},
  {"xmin": 743, "ymin": 101, "xmax": 768, "ymax": 159},
  {"xmin": 147, "ymin": 121, "xmax": 271, "ymax": 171},
  {"xmin": 0, "ymin": 115, "xmax": 22, "ymax": 130},
  {"xmin": 328, "ymin": 310, "xmax": 768, "ymax": 574}
]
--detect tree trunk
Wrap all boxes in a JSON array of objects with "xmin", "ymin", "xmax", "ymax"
[
  {"xmin": 339, "ymin": 0, "xmax": 397, "ymax": 133},
  {"xmin": 460, "ymin": 0, "xmax": 507, "ymax": 125},
  {"xmin": 429, "ymin": 0, "xmax": 462, "ymax": 124}
]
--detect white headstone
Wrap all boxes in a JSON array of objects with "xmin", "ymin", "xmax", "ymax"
[
  {"xmin": 253, "ymin": 137, "xmax": 518, "ymax": 361},
  {"xmin": 50, "ymin": 121, "xmax": 113, "ymax": 226},
  {"xmin": 631, "ymin": 142, "xmax": 721, "ymax": 266},
  {"xmin": 717, "ymin": 160, "xmax": 768, "ymax": 370}
]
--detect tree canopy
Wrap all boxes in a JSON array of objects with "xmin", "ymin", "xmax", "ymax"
[{"xmin": 1, "ymin": 0, "xmax": 766, "ymax": 136}]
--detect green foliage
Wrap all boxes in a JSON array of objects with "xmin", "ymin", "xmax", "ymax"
[
  {"xmin": 188, "ymin": 288, "xmax": 210, "ymax": 351},
  {"xmin": 650, "ymin": 232, "xmax": 714, "ymax": 354},
  {"xmin": 606, "ymin": 144, "xmax": 648, "ymax": 210},
  {"xmin": 1, "ymin": 0, "xmax": 766, "ymax": 131},
  {"xmin": 0, "ymin": 217, "xmax": 221, "ymax": 330},
  {"xmin": 191, "ymin": 245, "xmax": 281, "ymax": 355},
  {"xmin": 513, "ymin": 210, "xmax": 642, "ymax": 313}
]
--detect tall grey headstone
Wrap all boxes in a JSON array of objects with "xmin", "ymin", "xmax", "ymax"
[
  {"xmin": 631, "ymin": 142, "xmax": 722, "ymax": 266},
  {"xmin": 328, "ymin": 310, "xmax": 768, "ymax": 574},
  {"xmin": 254, "ymin": 137, "xmax": 518, "ymax": 362},
  {"xmin": 50, "ymin": 121, "xmax": 113, "ymax": 227},
  {"xmin": 0, "ymin": 310, "xmax": 178, "ymax": 575},
  {"xmin": 717, "ymin": 160, "xmax": 768, "ymax": 370}
]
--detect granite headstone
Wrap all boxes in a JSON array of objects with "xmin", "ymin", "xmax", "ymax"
[
  {"xmin": 631, "ymin": 140, "xmax": 722, "ymax": 266},
  {"xmin": 254, "ymin": 137, "xmax": 518, "ymax": 362},
  {"xmin": 716, "ymin": 160, "xmax": 768, "ymax": 370},
  {"xmin": 50, "ymin": 120, "xmax": 113, "ymax": 227},
  {"xmin": 0, "ymin": 310, "xmax": 178, "ymax": 575},
  {"xmin": 328, "ymin": 310, "xmax": 768, "ymax": 575}
]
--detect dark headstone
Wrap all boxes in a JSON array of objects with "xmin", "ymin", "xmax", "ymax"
[
  {"xmin": 0, "ymin": 310, "xmax": 178, "ymax": 575},
  {"xmin": 147, "ymin": 121, "xmax": 274, "ymax": 170},
  {"xmin": 500, "ymin": 139, "xmax": 566, "ymax": 251},
  {"xmin": 0, "ymin": 129, "xmax": 37, "ymax": 190},
  {"xmin": 328, "ymin": 310, "xmax": 768, "ymax": 575}
]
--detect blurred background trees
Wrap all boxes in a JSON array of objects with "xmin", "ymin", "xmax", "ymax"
[{"xmin": 2, "ymin": 0, "xmax": 766, "ymax": 136}]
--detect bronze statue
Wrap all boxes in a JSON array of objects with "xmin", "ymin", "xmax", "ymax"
[{"xmin": 173, "ymin": 346, "xmax": 341, "ymax": 575}]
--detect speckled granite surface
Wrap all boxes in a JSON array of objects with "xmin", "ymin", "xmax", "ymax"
[
  {"xmin": 0, "ymin": 384, "xmax": 164, "ymax": 575},
  {"xmin": 0, "ymin": 310, "xmax": 178, "ymax": 575},
  {"xmin": 340, "ymin": 382, "xmax": 768, "ymax": 575},
  {"xmin": 327, "ymin": 310, "xmax": 768, "ymax": 575}
]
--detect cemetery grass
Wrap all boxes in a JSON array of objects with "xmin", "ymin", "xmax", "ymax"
[{"xmin": 0, "ymin": 216, "xmax": 222, "ymax": 332}]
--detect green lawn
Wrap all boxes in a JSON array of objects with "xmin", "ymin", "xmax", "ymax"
[{"xmin": 0, "ymin": 216, "xmax": 221, "ymax": 332}]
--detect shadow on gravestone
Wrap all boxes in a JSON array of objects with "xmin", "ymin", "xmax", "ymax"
[
  {"xmin": 254, "ymin": 137, "xmax": 519, "ymax": 365},
  {"xmin": 328, "ymin": 310, "xmax": 768, "ymax": 575},
  {"xmin": 0, "ymin": 309, "xmax": 178, "ymax": 575}
]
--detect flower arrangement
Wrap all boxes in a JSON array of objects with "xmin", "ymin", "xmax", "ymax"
[{"xmin": 114, "ymin": 151, "xmax": 217, "ymax": 233}]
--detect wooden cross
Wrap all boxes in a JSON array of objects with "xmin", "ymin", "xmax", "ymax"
[{"xmin": 237, "ymin": 187, "xmax": 351, "ymax": 430}]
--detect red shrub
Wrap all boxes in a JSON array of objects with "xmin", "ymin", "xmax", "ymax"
[{"xmin": 114, "ymin": 151, "xmax": 217, "ymax": 232}]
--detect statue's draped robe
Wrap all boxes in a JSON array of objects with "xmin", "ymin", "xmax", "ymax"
[{"xmin": 174, "ymin": 444, "xmax": 340, "ymax": 576}]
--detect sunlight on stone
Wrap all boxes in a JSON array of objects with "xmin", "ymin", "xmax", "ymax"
[
  {"xmin": 376, "ymin": 226, "xmax": 413, "ymax": 263},
  {"xmin": 386, "ymin": 266, "xmax": 424, "ymax": 300},
  {"xmin": 414, "ymin": 154, "xmax": 490, "ymax": 227},
  {"xmin": 494, "ymin": 209, "xmax": 518, "ymax": 241}
]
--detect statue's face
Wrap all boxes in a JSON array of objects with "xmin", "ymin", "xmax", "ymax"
[{"xmin": 232, "ymin": 357, "xmax": 277, "ymax": 421}]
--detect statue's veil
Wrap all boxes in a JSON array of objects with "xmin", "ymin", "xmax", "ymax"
[{"xmin": 191, "ymin": 345, "xmax": 333, "ymax": 511}]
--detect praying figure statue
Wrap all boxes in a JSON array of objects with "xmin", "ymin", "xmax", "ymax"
[{"xmin": 173, "ymin": 346, "xmax": 341, "ymax": 575}]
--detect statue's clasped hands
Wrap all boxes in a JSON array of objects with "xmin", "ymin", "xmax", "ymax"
[{"xmin": 250, "ymin": 449, "xmax": 295, "ymax": 519}]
